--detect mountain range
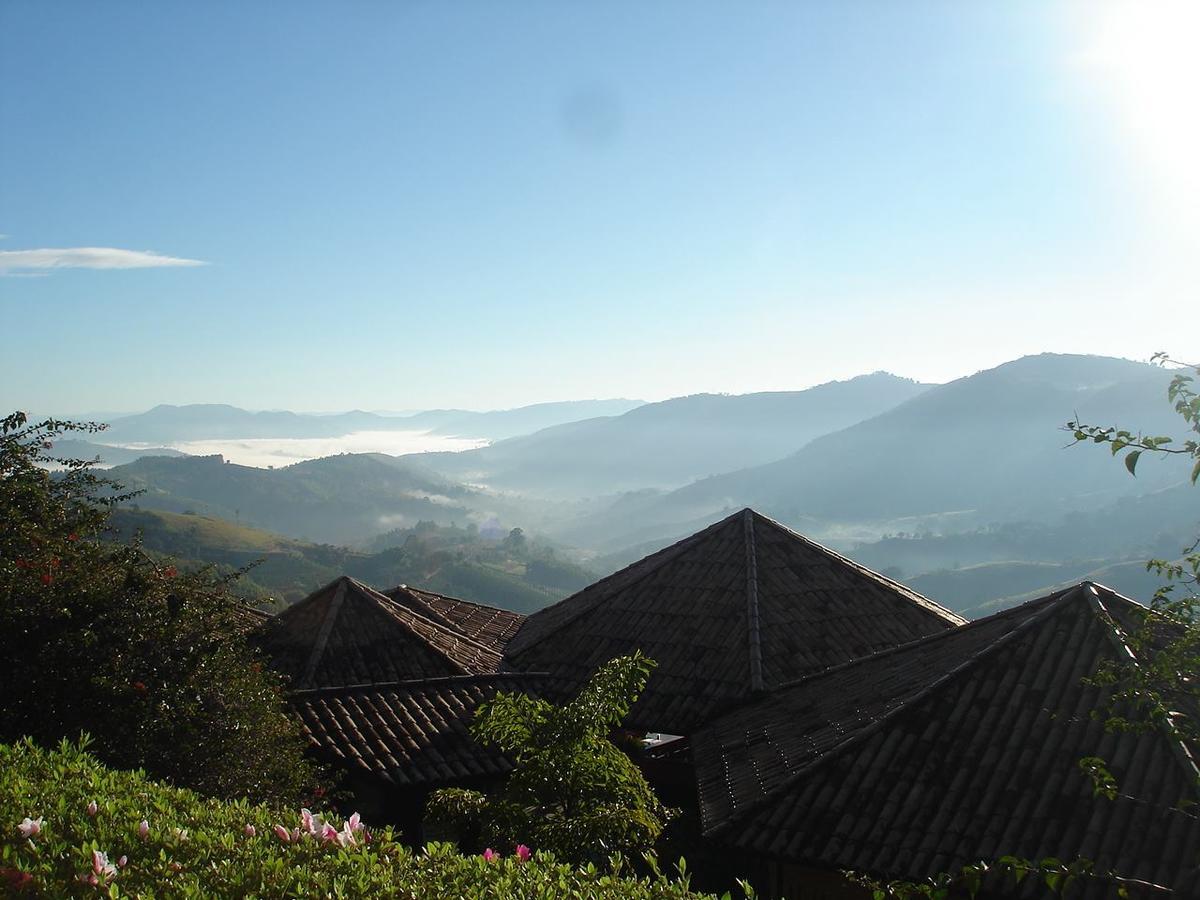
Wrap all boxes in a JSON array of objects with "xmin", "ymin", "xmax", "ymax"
[
  {"xmin": 75, "ymin": 352, "xmax": 1195, "ymax": 618},
  {"xmin": 557, "ymin": 354, "xmax": 1189, "ymax": 549},
  {"xmin": 412, "ymin": 372, "xmax": 930, "ymax": 496},
  {"xmin": 97, "ymin": 398, "xmax": 643, "ymax": 444}
]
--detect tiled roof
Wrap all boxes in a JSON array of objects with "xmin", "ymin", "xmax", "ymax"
[
  {"xmin": 229, "ymin": 602, "xmax": 271, "ymax": 632},
  {"xmin": 290, "ymin": 673, "xmax": 549, "ymax": 787},
  {"xmin": 257, "ymin": 576, "xmax": 503, "ymax": 689},
  {"xmin": 692, "ymin": 582, "xmax": 1200, "ymax": 895},
  {"xmin": 504, "ymin": 508, "xmax": 964, "ymax": 734},
  {"xmin": 383, "ymin": 585, "xmax": 525, "ymax": 654}
]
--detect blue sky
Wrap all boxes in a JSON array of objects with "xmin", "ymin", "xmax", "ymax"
[{"xmin": 1, "ymin": 1, "xmax": 1194, "ymax": 413}]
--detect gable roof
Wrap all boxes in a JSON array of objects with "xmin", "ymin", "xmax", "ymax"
[
  {"xmin": 692, "ymin": 582, "xmax": 1200, "ymax": 894},
  {"xmin": 504, "ymin": 508, "xmax": 964, "ymax": 734},
  {"xmin": 290, "ymin": 673, "xmax": 548, "ymax": 787},
  {"xmin": 383, "ymin": 585, "xmax": 525, "ymax": 654},
  {"xmin": 258, "ymin": 576, "xmax": 503, "ymax": 689}
]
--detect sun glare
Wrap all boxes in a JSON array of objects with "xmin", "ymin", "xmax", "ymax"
[{"xmin": 1080, "ymin": 0, "xmax": 1200, "ymax": 242}]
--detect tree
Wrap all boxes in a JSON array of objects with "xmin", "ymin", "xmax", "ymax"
[
  {"xmin": 502, "ymin": 527, "xmax": 527, "ymax": 553},
  {"xmin": 0, "ymin": 412, "xmax": 313, "ymax": 803},
  {"xmin": 426, "ymin": 652, "xmax": 674, "ymax": 864},
  {"xmin": 1065, "ymin": 354, "xmax": 1199, "ymax": 744}
]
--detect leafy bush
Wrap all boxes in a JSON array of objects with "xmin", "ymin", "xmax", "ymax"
[
  {"xmin": 427, "ymin": 653, "xmax": 674, "ymax": 864},
  {"xmin": 0, "ymin": 412, "xmax": 312, "ymax": 802},
  {"xmin": 0, "ymin": 738, "xmax": 714, "ymax": 898}
]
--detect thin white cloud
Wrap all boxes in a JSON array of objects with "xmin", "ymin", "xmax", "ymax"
[{"xmin": 0, "ymin": 247, "xmax": 207, "ymax": 273}]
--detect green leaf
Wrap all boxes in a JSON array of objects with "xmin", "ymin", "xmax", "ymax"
[{"xmin": 1124, "ymin": 450, "xmax": 1141, "ymax": 475}]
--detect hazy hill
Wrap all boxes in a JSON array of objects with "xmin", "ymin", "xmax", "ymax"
[
  {"xmin": 103, "ymin": 452, "xmax": 508, "ymax": 545},
  {"xmin": 413, "ymin": 372, "xmax": 931, "ymax": 497},
  {"xmin": 615, "ymin": 355, "xmax": 1189, "ymax": 537},
  {"xmin": 957, "ymin": 559, "xmax": 1169, "ymax": 619},
  {"xmin": 100, "ymin": 399, "xmax": 643, "ymax": 444},
  {"xmin": 108, "ymin": 508, "xmax": 594, "ymax": 612},
  {"xmin": 46, "ymin": 439, "xmax": 187, "ymax": 467},
  {"xmin": 395, "ymin": 399, "xmax": 644, "ymax": 441}
]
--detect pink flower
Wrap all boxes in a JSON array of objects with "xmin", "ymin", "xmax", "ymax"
[
  {"xmin": 243, "ymin": 823, "xmax": 256, "ymax": 837},
  {"xmin": 482, "ymin": 848, "xmax": 499, "ymax": 862},
  {"xmin": 86, "ymin": 801, "xmax": 98, "ymax": 817},
  {"xmin": 346, "ymin": 812, "xmax": 363, "ymax": 832},
  {"xmin": 515, "ymin": 844, "xmax": 531, "ymax": 862},
  {"xmin": 91, "ymin": 850, "xmax": 116, "ymax": 879},
  {"xmin": 300, "ymin": 808, "xmax": 318, "ymax": 835},
  {"xmin": 17, "ymin": 817, "xmax": 42, "ymax": 839},
  {"xmin": 138, "ymin": 820, "xmax": 149, "ymax": 840},
  {"xmin": 273, "ymin": 824, "xmax": 291, "ymax": 843},
  {"xmin": 117, "ymin": 856, "xmax": 127, "ymax": 868},
  {"xmin": 321, "ymin": 822, "xmax": 339, "ymax": 844}
]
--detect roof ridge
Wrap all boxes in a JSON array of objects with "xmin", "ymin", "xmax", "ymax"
[
  {"xmin": 750, "ymin": 510, "xmax": 966, "ymax": 625},
  {"xmin": 506, "ymin": 508, "xmax": 747, "ymax": 657},
  {"xmin": 743, "ymin": 509, "xmax": 764, "ymax": 693},
  {"xmin": 353, "ymin": 578, "xmax": 503, "ymax": 667},
  {"xmin": 299, "ymin": 578, "xmax": 348, "ymax": 689},
  {"xmin": 288, "ymin": 670, "xmax": 551, "ymax": 697},
  {"xmin": 705, "ymin": 585, "xmax": 1078, "ymax": 834},
  {"xmin": 1086, "ymin": 584, "xmax": 1200, "ymax": 794},
  {"xmin": 392, "ymin": 583, "xmax": 523, "ymax": 618},
  {"xmin": 754, "ymin": 583, "xmax": 1072, "ymax": 697}
]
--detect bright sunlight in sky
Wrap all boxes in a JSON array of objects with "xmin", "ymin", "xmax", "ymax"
[
  {"xmin": 0, "ymin": 1, "xmax": 1195, "ymax": 414},
  {"xmin": 1079, "ymin": 0, "xmax": 1200, "ymax": 244}
]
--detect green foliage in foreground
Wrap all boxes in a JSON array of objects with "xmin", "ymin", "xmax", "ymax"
[
  {"xmin": 0, "ymin": 738, "xmax": 716, "ymax": 899},
  {"xmin": 428, "ymin": 653, "xmax": 674, "ymax": 864},
  {"xmin": 1, "ymin": 413, "xmax": 313, "ymax": 802},
  {"xmin": 846, "ymin": 856, "xmax": 1156, "ymax": 899}
]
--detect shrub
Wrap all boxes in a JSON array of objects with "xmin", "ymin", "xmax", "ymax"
[
  {"xmin": 0, "ymin": 738, "xmax": 714, "ymax": 898},
  {"xmin": 427, "ymin": 652, "xmax": 674, "ymax": 864},
  {"xmin": 0, "ymin": 412, "xmax": 312, "ymax": 802}
]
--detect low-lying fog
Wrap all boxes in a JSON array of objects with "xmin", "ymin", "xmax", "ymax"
[{"xmin": 115, "ymin": 430, "xmax": 489, "ymax": 468}]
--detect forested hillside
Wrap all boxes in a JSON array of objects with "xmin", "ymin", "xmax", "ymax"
[
  {"xmin": 109, "ymin": 509, "xmax": 594, "ymax": 612},
  {"xmin": 103, "ymin": 452, "xmax": 518, "ymax": 545}
]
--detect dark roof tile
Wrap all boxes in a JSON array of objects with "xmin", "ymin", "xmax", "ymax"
[
  {"xmin": 258, "ymin": 576, "xmax": 504, "ymax": 689},
  {"xmin": 505, "ymin": 509, "xmax": 963, "ymax": 734},
  {"xmin": 691, "ymin": 582, "xmax": 1200, "ymax": 895},
  {"xmin": 383, "ymin": 585, "xmax": 525, "ymax": 654},
  {"xmin": 289, "ymin": 673, "xmax": 549, "ymax": 787}
]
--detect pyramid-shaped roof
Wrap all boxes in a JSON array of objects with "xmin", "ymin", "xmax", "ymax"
[
  {"xmin": 383, "ymin": 585, "xmax": 525, "ymax": 654},
  {"xmin": 258, "ymin": 576, "xmax": 503, "ymax": 689},
  {"xmin": 692, "ymin": 582, "xmax": 1200, "ymax": 895},
  {"xmin": 504, "ymin": 508, "xmax": 965, "ymax": 734}
]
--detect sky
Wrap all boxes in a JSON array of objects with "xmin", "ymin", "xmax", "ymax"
[{"xmin": 1, "ymin": 0, "xmax": 1195, "ymax": 414}]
